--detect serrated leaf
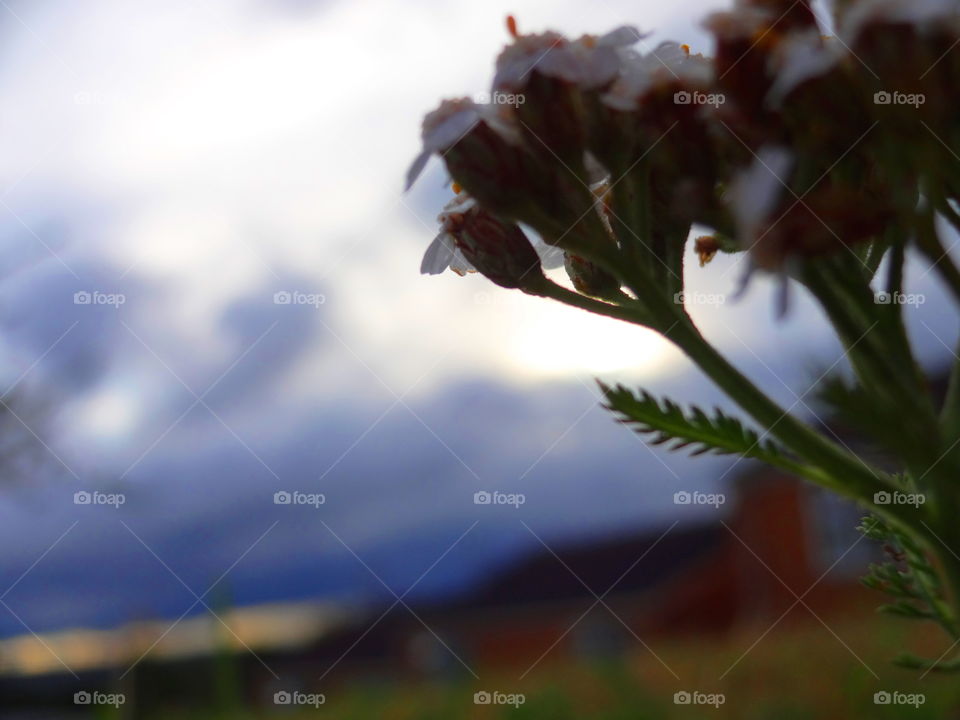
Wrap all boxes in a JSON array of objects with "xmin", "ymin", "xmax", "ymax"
[
  {"xmin": 599, "ymin": 382, "xmax": 789, "ymax": 464},
  {"xmin": 879, "ymin": 601, "xmax": 935, "ymax": 619},
  {"xmin": 894, "ymin": 652, "xmax": 960, "ymax": 673}
]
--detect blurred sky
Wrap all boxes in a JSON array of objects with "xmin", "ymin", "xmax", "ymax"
[{"xmin": 0, "ymin": 0, "xmax": 955, "ymax": 643}]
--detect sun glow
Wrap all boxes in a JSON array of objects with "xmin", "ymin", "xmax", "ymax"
[{"xmin": 507, "ymin": 303, "xmax": 673, "ymax": 379}]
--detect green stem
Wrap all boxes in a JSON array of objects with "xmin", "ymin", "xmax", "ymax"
[
  {"xmin": 885, "ymin": 232, "xmax": 905, "ymax": 298},
  {"xmin": 804, "ymin": 259, "xmax": 935, "ymax": 422},
  {"xmin": 917, "ymin": 206, "xmax": 960, "ymax": 307},
  {"xmin": 540, "ymin": 243, "xmax": 932, "ymax": 537},
  {"xmin": 941, "ymin": 338, "xmax": 960, "ymax": 438},
  {"xmin": 665, "ymin": 318, "xmax": 890, "ymax": 499},
  {"xmin": 535, "ymin": 275, "xmax": 924, "ymax": 530},
  {"xmin": 530, "ymin": 278, "xmax": 655, "ymax": 327}
]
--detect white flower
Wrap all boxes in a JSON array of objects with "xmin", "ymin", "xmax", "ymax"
[
  {"xmin": 493, "ymin": 26, "xmax": 644, "ymax": 92},
  {"xmin": 841, "ymin": 0, "xmax": 959, "ymax": 43},
  {"xmin": 405, "ymin": 99, "xmax": 521, "ymax": 191},
  {"xmin": 727, "ymin": 146, "xmax": 794, "ymax": 244},
  {"xmin": 420, "ymin": 192, "xmax": 478, "ymax": 276},
  {"xmin": 602, "ymin": 42, "xmax": 714, "ymax": 111},
  {"xmin": 767, "ymin": 31, "xmax": 844, "ymax": 106},
  {"xmin": 420, "ymin": 192, "xmax": 565, "ymax": 276}
]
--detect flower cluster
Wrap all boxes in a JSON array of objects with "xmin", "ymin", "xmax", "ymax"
[{"xmin": 409, "ymin": 0, "xmax": 960, "ymax": 288}]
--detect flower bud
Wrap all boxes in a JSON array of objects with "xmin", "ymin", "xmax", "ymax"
[
  {"xmin": 419, "ymin": 191, "xmax": 545, "ymax": 290},
  {"xmin": 564, "ymin": 253, "xmax": 621, "ymax": 298},
  {"xmin": 455, "ymin": 207, "xmax": 546, "ymax": 290},
  {"xmin": 694, "ymin": 236, "xmax": 721, "ymax": 267}
]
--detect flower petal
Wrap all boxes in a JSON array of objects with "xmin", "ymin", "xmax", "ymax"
[
  {"xmin": 405, "ymin": 150, "xmax": 432, "ymax": 191},
  {"xmin": 728, "ymin": 147, "xmax": 794, "ymax": 243},
  {"xmin": 597, "ymin": 25, "xmax": 645, "ymax": 47},
  {"xmin": 768, "ymin": 31, "xmax": 842, "ymax": 105},
  {"xmin": 420, "ymin": 233, "xmax": 456, "ymax": 275}
]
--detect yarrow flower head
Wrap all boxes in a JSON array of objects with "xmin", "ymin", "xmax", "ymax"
[
  {"xmin": 840, "ymin": 0, "xmax": 959, "ymax": 45},
  {"xmin": 602, "ymin": 42, "xmax": 713, "ymax": 112},
  {"xmin": 727, "ymin": 145, "xmax": 795, "ymax": 264},
  {"xmin": 405, "ymin": 98, "xmax": 521, "ymax": 192},
  {"xmin": 767, "ymin": 31, "xmax": 845, "ymax": 106},
  {"xmin": 493, "ymin": 23, "xmax": 643, "ymax": 93},
  {"xmin": 419, "ymin": 187, "xmax": 562, "ymax": 291},
  {"xmin": 727, "ymin": 146, "xmax": 891, "ymax": 270},
  {"xmin": 492, "ymin": 19, "xmax": 645, "ymax": 169}
]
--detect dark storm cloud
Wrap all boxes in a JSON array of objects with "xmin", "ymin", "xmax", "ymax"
[
  {"xmin": 0, "ymin": 257, "xmax": 159, "ymax": 391},
  {"xmin": 0, "ymin": 370, "xmax": 736, "ymax": 636}
]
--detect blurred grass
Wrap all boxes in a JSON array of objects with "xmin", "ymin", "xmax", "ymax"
[{"xmin": 142, "ymin": 610, "xmax": 960, "ymax": 719}]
